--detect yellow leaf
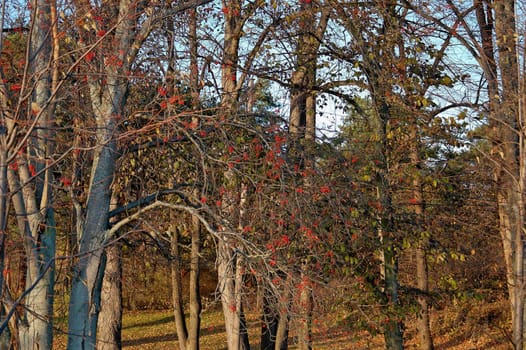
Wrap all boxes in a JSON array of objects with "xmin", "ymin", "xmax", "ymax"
[{"xmin": 31, "ymin": 102, "xmax": 41, "ymax": 115}]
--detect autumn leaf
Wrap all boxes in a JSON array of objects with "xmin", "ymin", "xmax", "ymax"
[
  {"xmin": 320, "ymin": 185, "xmax": 330, "ymax": 194},
  {"xmin": 85, "ymin": 51, "xmax": 96, "ymax": 62}
]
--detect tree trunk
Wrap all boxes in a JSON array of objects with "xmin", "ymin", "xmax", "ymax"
[
  {"xmin": 260, "ymin": 292, "xmax": 279, "ymax": 350},
  {"xmin": 66, "ymin": 0, "xmax": 146, "ymax": 346},
  {"xmin": 16, "ymin": 0, "xmax": 56, "ymax": 347},
  {"xmin": 0, "ymin": 150, "xmax": 10, "ymax": 350},
  {"xmin": 187, "ymin": 215, "xmax": 202, "ymax": 350},
  {"xmin": 491, "ymin": 1, "xmax": 524, "ymax": 348},
  {"xmin": 218, "ymin": 2, "xmax": 252, "ymax": 348},
  {"xmin": 171, "ymin": 225, "xmax": 189, "ymax": 350},
  {"xmin": 372, "ymin": 95, "xmax": 403, "ymax": 350},
  {"xmin": 409, "ymin": 129, "xmax": 433, "ymax": 350},
  {"xmin": 297, "ymin": 271, "xmax": 312, "ymax": 350},
  {"xmin": 96, "ymin": 241, "xmax": 123, "ymax": 350},
  {"xmin": 171, "ymin": 219, "xmax": 202, "ymax": 350},
  {"xmin": 415, "ymin": 243, "xmax": 432, "ymax": 350},
  {"xmin": 67, "ymin": 125, "xmax": 116, "ymax": 349},
  {"xmin": 218, "ymin": 240, "xmax": 242, "ymax": 350}
]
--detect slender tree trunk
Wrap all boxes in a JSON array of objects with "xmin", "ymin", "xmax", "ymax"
[
  {"xmin": 218, "ymin": 2, "xmax": 251, "ymax": 348},
  {"xmin": 415, "ymin": 243, "xmax": 432, "ymax": 349},
  {"xmin": 218, "ymin": 239, "xmax": 242, "ymax": 350},
  {"xmin": 261, "ymin": 292, "xmax": 279, "ymax": 350},
  {"xmin": 409, "ymin": 130, "xmax": 433, "ymax": 350},
  {"xmin": 289, "ymin": 4, "xmax": 329, "ymax": 348},
  {"xmin": 382, "ymin": 245, "xmax": 403, "ymax": 350},
  {"xmin": 186, "ymin": 9, "xmax": 203, "ymax": 347},
  {"xmin": 0, "ymin": 19, "xmax": 10, "ymax": 349},
  {"xmin": 297, "ymin": 267, "xmax": 313, "ymax": 350},
  {"xmin": 171, "ymin": 225, "xmax": 189, "ymax": 350},
  {"xmin": 372, "ymin": 98, "xmax": 403, "ymax": 350},
  {"xmin": 17, "ymin": 0, "xmax": 57, "ymax": 347},
  {"xmin": 274, "ymin": 311, "xmax": 289, "ymax": 350},
  {"xmin": 96, "ymin": 241, "xmax": 123, "ymax": 350},
  {"xmin": 490, "ymin": 1, "xmax": 524, "ymax": 348},
  {"xmin": 187, "ymin": 215, "xmax": 202, "ymax": 349},
  {"xmin": 0, "ymin": 151, "xmax": 10, "ymax": 350}
]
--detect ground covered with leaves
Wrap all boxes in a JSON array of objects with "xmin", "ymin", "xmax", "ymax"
[{"xmin": 54, "ymin": 297, "xmax": 510, "ymax": 349}]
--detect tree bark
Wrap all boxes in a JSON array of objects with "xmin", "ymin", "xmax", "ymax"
[
  {"xmin": 171, "ymin": 225, "xmax": 189, "ymax": 350},
  {"xmin": 218, "ymin": 2, "xmax": 252, "ymax": 348},
  {"xmin": 96, "ymin": 241, "xmax": 123, "ymax": 350},
  {"xmin": 297, "ymin": 267, "xmax": 313, "ymax": 350},
  {"xmin": 171, "ymin": 218, "xmax": 202, "ymax": 350},
  {"xmin": 16, "ymin": 0, "xmax": 56, "ymax": 347},
  {"xmin": 187, "ymin": 215, "xmax": 202, "ymax": 350},
  {"xmin": 410, "ymin": 133, "xmax": 433, "ymax": 350},
  {"xmin": 480, "ymin": 1, "xmax": 524, "ymax": 348},
  {"xmin": 66, "ymin": 0, "xmax": 154, "ymax": 346}
]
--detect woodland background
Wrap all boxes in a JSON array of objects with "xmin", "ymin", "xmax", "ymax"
[{"xmin": 0, "ymin": 0, "xmax": 523, "ymax": 349}]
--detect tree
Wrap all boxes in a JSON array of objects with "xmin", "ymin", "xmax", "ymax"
[
  {"xmin": 403, "ymin": 1, "xmax": 525, "ymax": 347},
  {"xmin": 286, "ymin": 2, "xmax": 329, "ymax": 349},
  {"xmin": 0, "ymin": 0, "xmax": 59, "ymax": 347}
]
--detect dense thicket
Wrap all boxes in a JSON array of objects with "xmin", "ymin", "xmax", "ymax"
[{"xmin": 0, "ymin": 0, "xmax": 521, "ymax": 349}]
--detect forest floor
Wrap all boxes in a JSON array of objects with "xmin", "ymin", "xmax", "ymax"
[{"xmin": 54, "ymin": 297, "xmax": 511, "ymax": 349}]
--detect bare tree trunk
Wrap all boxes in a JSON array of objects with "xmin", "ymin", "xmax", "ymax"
[
  {"xmin": 170, "ymin": 224, "xmax": 191, "ymax": 350},
  {"xmin": 16, "ymin": 0, "xmax": 57, "ymax": 347},
  {"xmin": 186, "ymin": 9, "xmax": 203, "ymax": 347},
  {"xmin": 0, "ymin": 151, "xmax": 9, "ymax": 350},
  {"xmin": 408, "ymin": 129, "xmax": 433, "ymax": 350},
  {"xmin": 218, "ymin": 2, "xmax": 251, "ymax": 348},
  {"xmin": 66, "ymin": 0, "xmax": 154, "ymax": 346},
  {"xmin": 297, "ymin": 264, "xmax": 312, "ymax": 350},
  {"xmin": 96, "ymin": 241, "xmax": 123, "ymax": 350},
  {"xmin": 0, "ymin": 15, "xmax": 10, "ymax": 345},
  {"xmin": 171, "ymin": 232, "xmax": 187, "ymax": 346},
  {"xmin": 261, "ymin": 292, "xmax": 279, "ymax": 350},
  {"xmin": 187, "ymin": 215, "xmax": 202, "ymax": 349},
  {"xmin": 274, "ymin": 311, "xmax": 289, "ymax": 350},
  {"xmin": 490, "ymin": 1, "xmax": 524, "ymax": 348},
  {"xmin": 415, "ymin": 243, "xmax": 432, "ymax": 349},
  {"xmin": 218, "ymin": 239, "xmax": 242, "ymax": 350}
]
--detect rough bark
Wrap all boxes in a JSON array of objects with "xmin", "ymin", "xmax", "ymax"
[{"xmin": 0, "ymin": 19, "xmax": 9, "ymax": 347}]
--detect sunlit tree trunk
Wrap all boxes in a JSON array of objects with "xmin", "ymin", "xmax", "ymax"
[
  {"xmin": 67, "ymin": 1, "xmax": 135, "ymax": 347},
  {"xmin": 96, "ymin": 240, "xmax": 123, "ymax": 350},
  {"xmin": 471, "ymin": 0, "xmax": 525, "ymax": 348},
  {"xmin": 13, "ymin": 0, "xmax": 57, "ymax": 348},
  {"xmin": 170, "ymin": 9, "xmax": 202, "ymax": 350},
  {"xmin": 492, "ymin": 2, "xmax": 524, "ymax": 348},
  {"xmin": 218, "ymin": 1, "xmax": 249, "ymax": 349},
  {"xmin": 409, "ymin": 129, "xmax": 433, "ymax": 350}
]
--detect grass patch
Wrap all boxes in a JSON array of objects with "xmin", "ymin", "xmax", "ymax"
[{"xmin": 53, "ymin": 301, "xmax": 510, "ymax": 349}]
